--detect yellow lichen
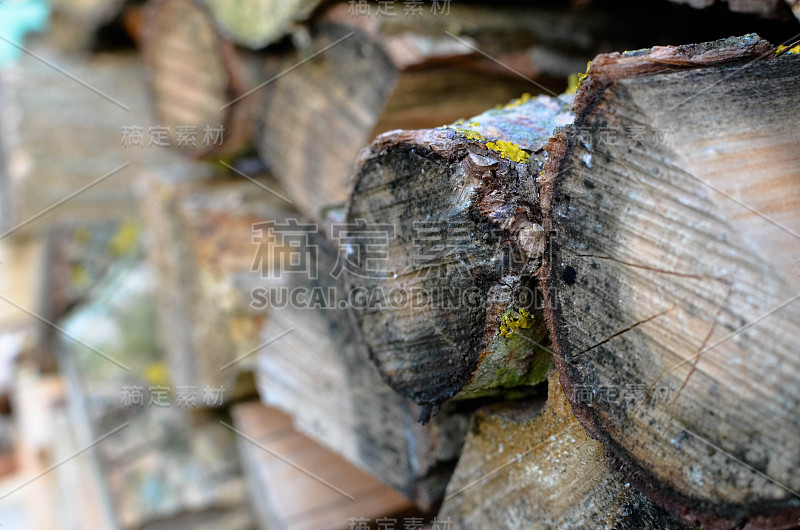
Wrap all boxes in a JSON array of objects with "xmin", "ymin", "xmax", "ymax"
[
  {"xmin": 486, "ymin": 140, "xmax": 529, "ymax": 163},
  {"xmin": 454, "ymin": 128, "xmax": 486, "ymax": 141},
  {"xmin": 503, "ymin": 92, "xmax": 532, "ymax": 110},
  {"xmin": 777, "ymin": 44, "xmax": 800, "ymax": 55},
  {"xmin": 70, "ymin": 263, "xmax": 89, "ymax": 286},
  {"xmin": 565, "ymin": 60, "xmax": 592, "ymax": 94},
  {"xmin": 499, "ymin": 308, "xmax": 533, "ymax": 338},
  {"xmin": 73, "ymin": 226, "xmax": 91, "ymax": 245},
  {"xmin": 108, "ymin": 220, "xmax": 139, "ymax": 256},
  {"xmin": 144, "ymin": 361, "xmax": 170, "ymax": 387}
]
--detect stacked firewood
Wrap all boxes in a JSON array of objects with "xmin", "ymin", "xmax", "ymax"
[{"xmin": 131, "ymin": 0, "xmax": 800, "ymax": 529}]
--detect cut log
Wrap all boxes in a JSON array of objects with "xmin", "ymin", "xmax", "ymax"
[
  {"xmin": 343, "ymin": 92, "xmax": 572, "ymax": 418},
  {"xmin": 254, "ymin": 227, "xmax": 471, "ymax": 510},
  {"xmin": 140, "ymin": 166, "xmax": 292, "ymax": 397},
  {"xmin": 142, "ymin": 0, "xmax": 261, "ymax": 158},
  {"xmin": 257, "ymin": 2, "xmax": 626, "ymax": 220},
  {"xmin": 230, "ymin": 402, "xmax": 419, "ymax": 530},
  {"xmin": 541, "ymin": 35, "xmax": 800, "ymax": 528},
  {"xmin": 201, "ymin": 0, "xmax": 324, "ymax": 49},
  {"xmin": 439, "ymin": 372, "xmax": 693, "ymax": 529},
  {"xmin": 0, "ymin": 49, "xmax": 147, "ymax": 239}
]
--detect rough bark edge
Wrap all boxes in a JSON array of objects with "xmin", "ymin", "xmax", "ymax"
[
  {"xmin": 571, "ymin": 33, "xmax": 775, "ymax": 123},
  {"xmin": 539, "ymin": 34, "xmax": 800, "ymax": 529}
]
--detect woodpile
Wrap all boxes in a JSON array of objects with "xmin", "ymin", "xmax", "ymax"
[
  {"xmin": 136, "ymin": 0, "xmax": 799, "ymax": 526},
  {"xmin": 142, "ymin": 0, "xmax": 702, "ymax": 218},
  {"xmin": 341, "ymin": 34, "xmax": 800, "ymax": 528},
  {"xmin": 1, "ymin": 0, "xmax": 799, "ymax": 529}
]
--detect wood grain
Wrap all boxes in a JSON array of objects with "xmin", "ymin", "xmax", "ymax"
[
  {"xmin": 541, "ymin": 35, "xmax": 800, "ymax": 528},
  {"xmin": 345, "ymin": 94, "xmax": 572, "ymax": 417},
  {"xmin": 440, "ymin": 372, "xmax": 693, "ymax": 529}
]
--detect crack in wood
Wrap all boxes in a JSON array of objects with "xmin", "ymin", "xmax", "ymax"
[
  {"xmin": 573, "ymin": 307, "xmax": 675, "ymax": 359},
  {"xmin": 574, "ymin": 253, "xmax": 724, "ymax": 281}
]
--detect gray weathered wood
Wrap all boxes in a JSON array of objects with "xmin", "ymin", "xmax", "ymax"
[
  {"xmin": 343, "ymin": 93, "xmax": 572, "ymax": 418},
  {"xmin": 541, "ymin": 35, "xmax": 800, "ymax": 528},
  {"xmin": 57, "ymin": 260, "xmax": 255, "ymax": 529},
  {"xmin": 255, "ymin": 227, "xmax": 471, "ymax": 510}
]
